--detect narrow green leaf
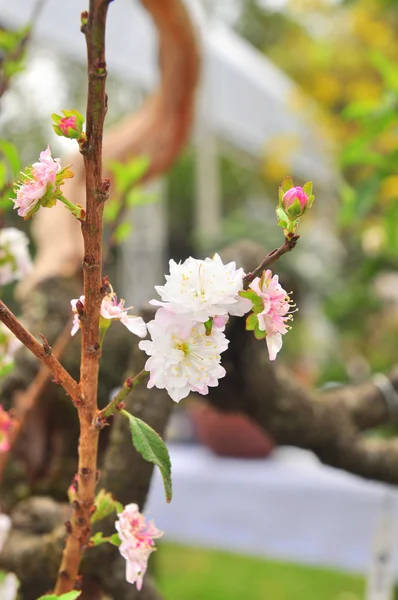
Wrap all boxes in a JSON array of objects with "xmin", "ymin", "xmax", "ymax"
[
  {"xmin": 302, "ymin": 181, "xmax": 313, "ymax": 197},
  {"xmin": 109, "ymin": 533, "xmax": 122, "ymax": 547},
  {"xmin": 204, "ymin": 317, "xmax": 213, "ymax": 336},
  {"xmin": 246, "ymin": 312, "xmax": 258, "ymax": 331},
  {"xmin": 38, "ymin": 592, "xmax": 81, "ymax": 600},
  {"xmin": 123, "ymin": 412, "xmax": 172, "ymax": 502},
  {"xmin": 92, "ymin": 489, "xmax": 122, "ymax": 524},
  {"xmin": 254, "ymin": 324, "xmax": 266, "ymax": 340},
  {"xmin": 238, "ymin": 289, "xmax": 256, "ymax": 301},
  {"xmin": 286, "ymin": 198, "xmax": 302, "ymax": 219},
  {"xmin": 280, "ymin": 176, "xmax": 294, "ymax": 193}
]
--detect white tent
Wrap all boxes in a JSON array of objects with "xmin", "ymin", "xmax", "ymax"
[
  {"xmin": 0, "ymin": 0, "xmax": 332, "ymax": 180},
  {"xmin": 0, "ymin": 0, "xmax": 335, "ymax": 305}
]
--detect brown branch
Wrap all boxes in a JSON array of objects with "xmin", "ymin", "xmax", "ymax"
[
  {"xmin": 97, "ymin": 369, "xmax": 149, "ymax": 421},
  {"xmin": 208, "ymin": 307, "xmax": 398, "ymax": 485},
  {"xmin": 0, "ymin": 318, "xmax": 73, "ymax": 485},
  {"xmin": 0, "ymin": 301, "xmax": 80, "ymax": 403},
  {"xmin": 243, "ymin": 235, "xmax": 299, "ymax": 287},
  {"xmin": 54, "ymin": 0, "xmax": 111, "ymax": 593}
]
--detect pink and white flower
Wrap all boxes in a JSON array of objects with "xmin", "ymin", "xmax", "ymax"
[
  {"xmin": 70, "ymin": 289, "xmax": 147, "ymax": 338},
  {"xmin": 248, "ymin": 270, "xmax": 294, "ymax": 361},
  {"xmin": 13, "ymin": 147, "xmax": 61, "ymax": 219},
  {"xmin": 0, "ymin": 406, "xmax": 13, "ymax": 453},
  {"xmin": 0, "ymin": 228, "xmax": 32, "ymax": 286},
  {"xmin": 139, "ymin": 308, "xmax": 229, "ymax": 402},
  {"xmin": 151, "ymin": 254, "xmax": 251, "ymax": 325},
  {"xmin": 115, "ymin": 503, "xmax": 163, "ymax": 590}
]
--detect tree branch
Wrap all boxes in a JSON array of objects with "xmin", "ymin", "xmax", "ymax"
[
  {"xmin": 243, "ymin": 235, "xmax": 299, "ymax": 287},
  {"xmin": 54, "ymin": 0, "xmax": 111, "ymax": 593},
  {"xmin": 0, "ymin": 318, "xmax": 73, "ymax": 485},
  {"xmin": 0, "ymin": 301, "xmax": 79, "ymax": 403}
]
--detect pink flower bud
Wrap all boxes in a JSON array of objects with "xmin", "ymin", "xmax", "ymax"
[
  {"xmin": 282, "ymin": 186, "xmax": 309, "ymax": 215},
  {"xmin": 59, "ymin": 116, "xmax": 78, "ymax": 136}
]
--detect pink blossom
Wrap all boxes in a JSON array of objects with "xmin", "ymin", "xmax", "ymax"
[
  {"xmin": 282, "ymin": 186, "xmax": 309, "ymax": 213},
  {"xmin": 31, "ymin": 146, "xmax": 61, "ymax": 183},
  {"xmin": 0, "ymin": 405, "xmax": 13, "ymax": 453},
  {"xmin": 13, "ymin": 147, "xmax": 61, "ymax": 219},
  {"xmin": 115, "ymin": 503, "xmax": 163, "ymax": 589},
  {"xmin": 249, "ymin": 270, "xmax": 294, "ymax": 361},
  {"xmin": 59, "ymin": 116, "xmax": 77, "ymax": 135},
  {"xmin": 70, "ymin": 289, "xmax": 147, "ymax": 338}
]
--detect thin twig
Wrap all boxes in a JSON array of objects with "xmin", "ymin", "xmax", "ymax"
[
  {"xmin": 97, "ymin": 369, "xmax": 149, "ymax": 422},
  {"xmin": 0, "ymin": 301, "xmax": 80, "ymax": 402},
  {"xmin": 243, "ymin": 234, "xmax": 300, "ymax": 288},
  {"xmin": 0, "ymin": 318, "xmax": 73, "ymax": 485}
]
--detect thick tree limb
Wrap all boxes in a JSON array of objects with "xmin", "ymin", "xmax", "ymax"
[{"xmin": 205, "ymin": 240, "xmax": 398, "ymax": 485}]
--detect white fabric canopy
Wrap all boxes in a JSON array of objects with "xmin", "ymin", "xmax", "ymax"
[
  {"xmin": 146, "ymin": 445, "xmax": 398, "ymax": 576},
  {"xmin": 0, "ymin": 0, "xmax": 333, "ymax": 181}
]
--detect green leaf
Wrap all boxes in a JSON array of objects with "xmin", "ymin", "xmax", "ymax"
[
  {"xmin": 254, "ymin": 324, "xmax": 266, "ymax": 340},
  {"xmin": 280, "ymin": 176, "xmax": 294, "ymax": 193},
  {"xmin": 109, "ymin": 533, "xmax": 122, "ymax": 547},
  {"xmin": 302, "ymin": 181, "xmax": 313, "ymax": 197},
  {"xmin": 0, "ymin": 140, "xmax": 21, "ymax": 176},
  {"xmin": 0, "ymin": 161, "xmax": 8, "ymax": 188},
  {"xmin": 126, "ymin": 189, "xmax": 158, "ymax": 208},
  {"xmin": 38, "ymin": 592, "xmax": 81, "ymax": 600},
  {"xmin": 108, "ymin": 156, "xmax": 150, "ymax": 195},
  {"xmin": 91, "ymin": 489, "xmax": 123, "ymax": 524},
  {"xmin": 245, "ymin": 312, "xmax": 258, "ymax": 331},
  {"xmin": 103, "ymin": 198, "xmax": 120, "ymax": 223},
  {"xmin": 123, "ymin": 411, "xmax": 172, "ymax": 503},
  {"xmin": 286, "ymin": 198, "xmax": 302, "ymax": 219},
  {"xmin": 204, "ymin": 317, "xmax": 213, "ymax": 336},
  {"xmin": 114, "ymin": 222, "xmax": 133, "ymax": 244}
]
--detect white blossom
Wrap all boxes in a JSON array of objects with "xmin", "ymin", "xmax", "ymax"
[
  {"xmin": 151, "ymin": 254, "xmax": 251, "ymax": 324},
  {"xmin": 139, "ymin": 308, "xmax": 229, "ymax": 402}
]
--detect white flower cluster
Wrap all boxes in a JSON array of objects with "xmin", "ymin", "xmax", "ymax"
[{"xmin": 139, "ymin": 254, "xmax": 251, "ymax": 402}]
